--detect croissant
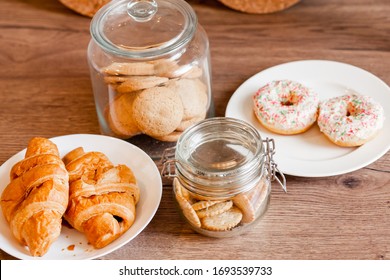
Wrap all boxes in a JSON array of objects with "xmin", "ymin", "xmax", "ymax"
[
  {"xmin": 63, "ymin": 147, "xmax": 139, "ymax": 249},
  {"xmin": 0, "ymin": 137, "xmax": 69, "ymax": 257}
]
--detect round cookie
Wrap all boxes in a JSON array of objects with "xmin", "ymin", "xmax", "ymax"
[
  {"xmin": 196, "ymin": 200, "xmax": 233, "ymax": 219},
  {"xmin": 176, "ymin": 113, "xmax": 206, "ymax": 132},
  {"xmin": 115, "ymin": 76, "xmax": 169, "ymax": 93},
  {"xmin": 153, "ymin": 130, "xmax": 182, "ymax": 142},
  {"xmin": 106, "ymin": 92, "xmax": 142, "ymax": 138},
  {"xmin": 192, "ymin": 200, "xmax": 223, "ymax": 211},
  {"xmin": 232, "ymin": 193, "xmax": 256, "ymax": 224},
  {"xmin": 218, "ymin": 0, "xmax": 300, "ymax": 14},
  {"xmin": 201, "ymin": 206, "xmax": 243, "ymax": 231},
  {"xmin": 173, "ymin": 178, "xmax": 201, "ymax": 228},
  {"xmin": 166, "ymin": 78, "xmax": 208, "ymax": 120},
  {"xmin": 132, "ymin": 87, "xmax": 184, "ymax": 138},
  {"xmin": 103, "ymin": 62, "xmax": 155, "ymax": 76}
]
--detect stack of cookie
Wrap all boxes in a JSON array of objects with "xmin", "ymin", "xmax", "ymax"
[
  {"xmin": 173, "ymin": 177, "xmax": 270, "ymax": 234},
  {"xmin": 103, "ymin": 59, "xmax": 209, "ymax": 142}
]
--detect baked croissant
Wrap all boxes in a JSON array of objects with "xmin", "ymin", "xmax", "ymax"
[
  {"xmin": 63, "ymin": 147, "xmax": 139, "ymax": 249},
  {"xmin": 0, "ymin": 137, "xmax": 69, "ymax": 257}
]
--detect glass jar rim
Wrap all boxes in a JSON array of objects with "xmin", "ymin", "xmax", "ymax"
[
  {"xmin": 174, "ymin": 117, "xmax": 266, "ymax": 198},
  {"xmin": 90, "ymin": 0, "xmax": 197, "ymax": 59}
]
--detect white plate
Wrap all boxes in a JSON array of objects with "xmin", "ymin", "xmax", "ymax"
[
  {"xmin": 226, "ymin": 60, "xmax": 390, "ymax": 177},
  {"xmin": 0, "ymin": 134, "xmax": 162, "ymax": 259}
]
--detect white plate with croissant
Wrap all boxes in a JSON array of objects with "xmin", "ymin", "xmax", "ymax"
[{"xmin": 0, "ymin": 134, "xmax": 162, "ymax": 259}]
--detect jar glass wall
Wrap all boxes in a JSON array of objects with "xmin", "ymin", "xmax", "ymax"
[{"xmin": 87, "ymin": 0, "xmax": 214, "ymax": 159}]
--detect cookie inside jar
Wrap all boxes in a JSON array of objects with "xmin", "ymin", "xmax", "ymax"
[
  {"xmin": 173, "ymin": 177, "xmax": 271, "ymax": 238},
  {"xmin": 87, "ymin": 0, "xmax": 214, "ymax": 159}
]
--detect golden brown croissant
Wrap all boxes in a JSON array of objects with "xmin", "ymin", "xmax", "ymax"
[
  {"xmin": 0, "ymin": 137, "xmax": 69, "ymax": 257},
  {"xmin": 63, "ymin": 147, "xmax": 139, "ymax": 249}
]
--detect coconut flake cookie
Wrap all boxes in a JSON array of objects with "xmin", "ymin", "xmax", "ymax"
[
  {"xmin": 253, "ymin": 80, "xmax": 319, "ymax": 134},
  {"xmin": 317, "ymin": 94, "xmax": 385, "ymax": 147}
]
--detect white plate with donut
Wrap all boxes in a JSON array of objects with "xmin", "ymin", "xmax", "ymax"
[
  {"xmin": 226, "ymin": 60, "xmax": 390, "ymax": 177},
  {"xmin": 0, "ymin": 134, "xmax": 162, "ymax": 259}
]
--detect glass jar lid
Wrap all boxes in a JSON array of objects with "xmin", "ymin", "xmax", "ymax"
[
  {"xmin": 90, "ymin": 0, "xmax": 197, "ymax": 59},
  {"xmin": 174, "ymin": 117, "xmax": 265, "ymax": 198}
]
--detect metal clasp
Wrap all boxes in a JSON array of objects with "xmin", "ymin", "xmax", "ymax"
[
  {"xmin": 263, "ymin": 138, "xmax": 287, "ymax": 193},
  {"xmin": 160, "ymin": 146, "xmax": 178, "ymax": 178}
]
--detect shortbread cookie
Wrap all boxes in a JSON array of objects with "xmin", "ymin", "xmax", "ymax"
[
  {"xmin": 153, "ymin": 59, "xmax": 181, "ymax": 78},
  {"xmin": 201, "ymin": 206, "xmax": 243, "ymax": 231},
  {"xmin": 103, "ymin": 62, "xmax": 155, "ymax": 76},
  {"xmin": 166, "ymin": 79, "xmax": 208, "ymax": 120},
  {"xmin": 115, "ymin": 76, "xmax": 169, "ymax": 93},
  {"xmin": 176, "ymin": 113, "xmax": 206, "ymax": 132},
  {"xmin": 181, "ymin": 66, "xmax": 203, "ymax": 79},
  {"xmin": 132, "ymin": 87, "xmax": 184, "ymax": 137},
  {"xmin": 104, "ymin": 76, "xmax": 129, "ymax": 84},
  {"xmin": 192, "ymin": 200, "xmax": 222, "ymax": 211},
  {"xmin": 106, "ymin": 92, "xmax": 142, "ymax": 138},
  {"xmin": 196, "ymin": 200, "xmax": 233, "ymax": 219},
  {"xmin": 153, "ymin": 131, "xmax": 182, "ymax": 142},
  {"xmin": 232, "ymin": 193, "xmax": 255, "ymax": 224},
  {"xmin": 173, "ymin": 179, "xmax": 201, "ymax": 228}
]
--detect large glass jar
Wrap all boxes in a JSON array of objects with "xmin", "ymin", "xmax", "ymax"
[
  {"xmin": 87, "ymin": 0, "xmax": 213, "ymax": 159},
  {"xmin": 161, "ymin": 117, "xmax": 286, "ymax": 237}
]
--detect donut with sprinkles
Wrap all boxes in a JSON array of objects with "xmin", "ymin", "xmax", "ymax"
[
  {"xmin": 317, "ymin": 94, "xmax": 385, "ymax": 147},
  {"xmin": 252, "ymin": 80, "xmax": 319, "ymax": 134}
]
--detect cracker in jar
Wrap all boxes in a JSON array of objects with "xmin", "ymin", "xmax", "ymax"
[
  {"xmin": 132, "ymin": 87, "xmax": 184, "ymax": 137},
  {"xmin": 201, "ymin": 206, "xmax": 243, "ymax": 231},
  {"xmin": 253, "ymin": 180, "xmax": 270, "ymax": 212},
  {"xmin": 173, "ymin": 177, "xmax": 195, "ymax": 203},
  {"xmin": 196, "ymin": 200, "xmax": 233, "ymax": 219},
  {"xmin": 192, "ymin": 200, "xmax": 222, "ymax": 211},
  {"xmin": 173, "ymin": 179, "xmax": 201, "ymax": 228},
  {"xmin": 115, "ymin": 76, "xmax": 169, "ymax": 93},
  {"xmin": 232, "ymin": 193, "xmax": 256, "ymax": 224},
  {"xmin": 247, "ymin": 179, "xmax": 265, "ymax": 201},
  {"xmin": 103, "ymin": 62, "xmax": 155, "ymax": 76}
]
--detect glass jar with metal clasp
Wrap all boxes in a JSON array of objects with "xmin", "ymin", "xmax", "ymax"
[{"xmin": 161, "ymin": 117, "xmax": 286, "ymax": 237}]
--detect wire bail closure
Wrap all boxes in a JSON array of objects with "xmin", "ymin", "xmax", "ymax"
[
  {"xmin": 160, "ymin": 146, "xmax": 178, "ymax": 178},
  {"xmin": 263, "ymin": 138, "xmax": 287, "ymax": 192}
]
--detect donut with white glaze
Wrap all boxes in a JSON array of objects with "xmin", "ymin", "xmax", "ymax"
[
  {"xmin": 317, "ymin": 94, "xmax": 385, "ymax": 147},
  {"xmin": 252, "ymin": 80, "xmax": 319, "ymax": 134}
]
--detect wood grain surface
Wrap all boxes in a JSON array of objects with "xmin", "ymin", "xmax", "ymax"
[{"xmin": 0, "ymin": 0, "xmax": 389, "ymax": 260}]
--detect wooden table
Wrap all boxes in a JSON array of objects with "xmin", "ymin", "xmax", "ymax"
[{"xmin": 0, "ymin": 0, "xmax": 389, "ymax": 260}]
